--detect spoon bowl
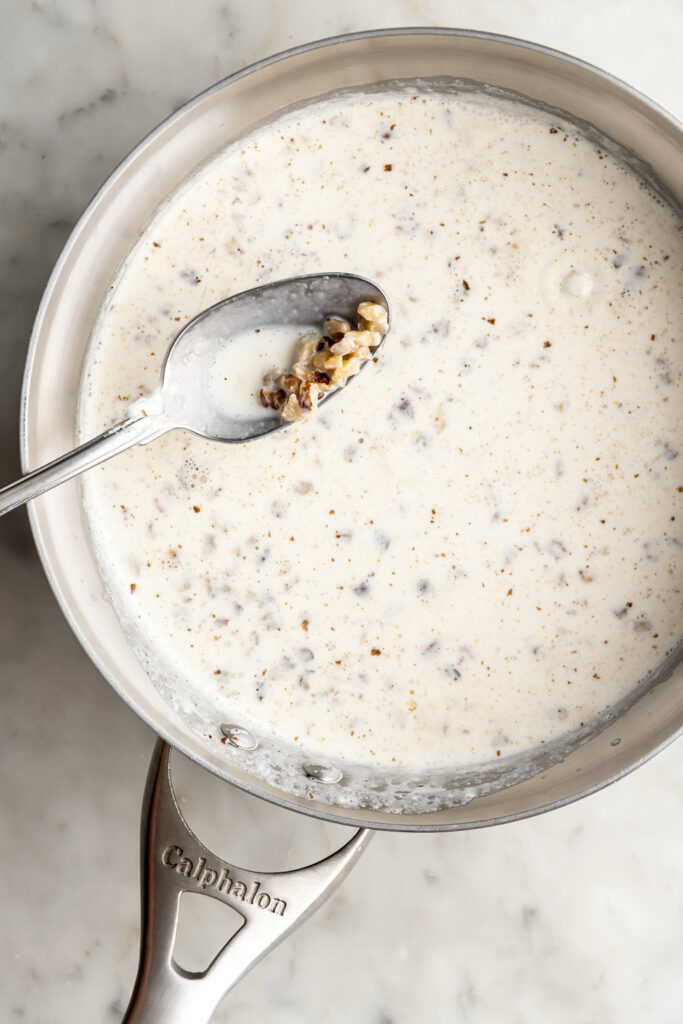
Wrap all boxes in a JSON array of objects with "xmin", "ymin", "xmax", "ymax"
[
  {"xmin": 160, "ymin": 272, "xmax": 389, "ymax": 443},
  {"xmin": 0, "ymin": 272, "xmax": 390, "ymax": 516}
]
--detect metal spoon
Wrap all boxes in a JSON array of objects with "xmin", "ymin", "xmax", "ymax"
[{"xmin": 0, "ymin": 273, "xmax": 389, "ymax": 517}]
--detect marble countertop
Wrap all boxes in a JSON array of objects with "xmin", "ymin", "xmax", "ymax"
[{"xmin": 1, "ymin": 1, "xmax": 681, "ymax": 1022}]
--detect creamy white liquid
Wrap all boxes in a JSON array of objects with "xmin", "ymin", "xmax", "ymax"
[
  {"xmin": 208, "ymin": 324, "xmax": 314, "ymax": 421},
  {"xmin": 80, "ymin": 88, "xmax": 683, "ymax": 772}
]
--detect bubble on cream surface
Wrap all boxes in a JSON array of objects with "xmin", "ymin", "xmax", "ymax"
[
  {"xmin": 79, "ymin": 87, "xmax": 683, "ymax": 780},
  {"xmin": 562, "ymin": 271, "xmax": 594, "ymax": 298}
]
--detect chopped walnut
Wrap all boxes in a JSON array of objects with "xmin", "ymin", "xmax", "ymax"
[{"xmin": 259, "ymin": 301, "xmax": 388, "ymax": 421}]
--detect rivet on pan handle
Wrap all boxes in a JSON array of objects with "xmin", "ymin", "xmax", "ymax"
[{"xmin": 122, "ymin": 740, "xmax": 371, "ymax": 1024}]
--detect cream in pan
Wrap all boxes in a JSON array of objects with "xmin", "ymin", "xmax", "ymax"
[{"xmin": 80, "ymin": 88, "xmax": 683, "ymax": 771}]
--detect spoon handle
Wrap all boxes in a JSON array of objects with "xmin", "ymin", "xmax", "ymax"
[{"xmin": 0, "ymin": 412, "xmax": 168, "ymax": 517}]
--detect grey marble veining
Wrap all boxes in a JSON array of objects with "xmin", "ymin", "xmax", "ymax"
[{"xmin": 0, "ymin": 1, "xmax": 681, "ymax": 1022}]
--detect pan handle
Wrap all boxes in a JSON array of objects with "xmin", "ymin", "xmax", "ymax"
[{"xmin": 122, "ymin": 740, "xmax": 371, "ymax": 1024}]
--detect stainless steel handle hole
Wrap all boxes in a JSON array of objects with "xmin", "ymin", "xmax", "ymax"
[{"xmin": 173, "ymin": 894, "xmax": 245, "ymax": 976}]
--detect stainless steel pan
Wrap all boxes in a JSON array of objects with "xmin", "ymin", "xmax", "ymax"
[{"xmin": 18, "ymin": 28, "xmax": 683, "ymax": 1022}]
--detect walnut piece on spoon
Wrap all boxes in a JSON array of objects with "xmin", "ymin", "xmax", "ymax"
[{"xmin": 259, "ymin": 301, "xmax": 388, "ymax": 421}]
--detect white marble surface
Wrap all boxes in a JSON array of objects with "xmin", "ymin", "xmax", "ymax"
[{"xmin": 1, "ymin": 1, "xmax": 682, "ymax": 1021}]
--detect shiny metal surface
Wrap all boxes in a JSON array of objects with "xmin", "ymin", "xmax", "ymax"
[
  {"xmin": 123, "ymin": 741, "xmax": 370, "ymax": 1024},
  {"xmin": 0, "ymin": 272, "xmax": 388, "ymax": 514},
  {"xmin": 0, "ymin": 413, "xmax": 162, "ymax": 516},
  {"xmin": 20, "ymin": 29, "xmax": 683, "ymax": 829}
]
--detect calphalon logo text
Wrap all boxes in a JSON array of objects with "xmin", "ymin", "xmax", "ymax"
[{"xmin": 161, "ymin": 845, "xmax": 286, "ymax": 916}]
